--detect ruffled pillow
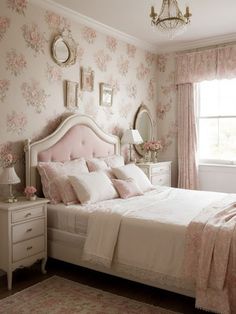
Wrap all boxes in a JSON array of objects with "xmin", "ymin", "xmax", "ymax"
[
  {"xmin": 112, "ymin": 178, "xmax": 143, "ymax": 199},
  {"xmin": 37, "ymin": 158, "xmax": 89, "ymax": 204}
]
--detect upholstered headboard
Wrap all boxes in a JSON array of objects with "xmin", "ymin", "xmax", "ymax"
[{"xmin": 25, "ymin": 114, "xmax": 120, "ymax": 195}]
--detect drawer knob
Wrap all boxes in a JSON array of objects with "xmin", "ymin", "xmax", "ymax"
[
  {"xmin": 25, "ymin": 213, "xmax": 31, "ymax": 218},
  {"xmin": 26, "ymin": 228, "xmax": 32, "ymax": 233},
  {"xmin": 27, "ymin": 246, "xmax": 32, "ymax": 251}
]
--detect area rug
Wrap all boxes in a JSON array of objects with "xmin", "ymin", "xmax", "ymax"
[{"xmin": 0, "ymin": 276, "xmax": 178, "ymax": 314}]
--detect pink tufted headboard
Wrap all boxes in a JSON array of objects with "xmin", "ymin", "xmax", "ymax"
[{"xmin": 25, "ymin": 114, "xmax": 120, "ymax": 195}]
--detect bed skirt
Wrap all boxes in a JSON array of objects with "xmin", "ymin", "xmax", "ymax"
[{"xmin": 47, "ymin": 228, "xmax": 195, "ymax": 298}]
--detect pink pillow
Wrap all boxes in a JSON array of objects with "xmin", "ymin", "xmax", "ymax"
[
  {"xmin": 86, "ymin": 158, "xmax": 115, "ymax": 179},
  {"xmin": 112, "ymin": 178, "xmax": 143, "ymax": 199},
  {"xmin": 55, "ymin": 176, "xmax": 78, "ymax": 205},
  {"xmin": 86, "ymin": 159, "xmax": 108, "ymax": 172},
  {"xmin": 37, "ymin": 158, "xmax": 89, "ymax": 203}
]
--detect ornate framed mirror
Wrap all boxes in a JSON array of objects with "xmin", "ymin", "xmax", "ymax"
[
  {"xmin": 51, "ymin": 31, "xmax": 77, "ymax": 67},
  {"xmin": 133, "ymin": 104, "xmax": 153, "ymax": 156}
]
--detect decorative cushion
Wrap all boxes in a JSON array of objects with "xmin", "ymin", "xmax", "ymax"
[
  {"xmin": 37, "ymin": 158, "xmax": 89, "ymax": 204},
  {"xmin": 55, "ymin": 176, "xmax": 78, "ymax": 205},
  {"xmin": 102, "ymin": 155, "xmax": 124, "ymax": 168},
  {"xmin": 86, "ymin": 158, "xmax": 115, "ymax": 179},
  {"xmin": 69, "ymin": 171, "xmax": 118, "ymax": 204},
  {"xmin": 112, "ymin": 164, "xmax": 154, "ymax": 192},
  {"xmin": 86, "ymin": 159, "xmax": 108, "ymax": 172},
  {"xmin": 112, "ymin": 178, "xmax": 143, "ymax": 199}
]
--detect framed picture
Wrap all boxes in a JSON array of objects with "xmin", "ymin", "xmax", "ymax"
[
  {"xmin": 99, "ymin": 83, "xmax": 113, "ymax": 107},
  {"xmin": 81, "ymin": 67, "xmax": 94, "ymax": 92},
  {"xmin": 66, "ymin": 80, "xmax": 78, "ymax": 108}
]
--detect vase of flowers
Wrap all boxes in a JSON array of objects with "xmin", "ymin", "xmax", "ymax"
[
  {"xmin": 143, "ymin": 140, "xmax": 162, "ymax": 162},
  {"xmin": 24, "ymin": 186, "xmax": 37, "ymax": 201}
]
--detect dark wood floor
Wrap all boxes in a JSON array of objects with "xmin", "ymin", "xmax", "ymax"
[{"xmin": 0, "ymin": 258, "xmax": 204, "ymax": 313}]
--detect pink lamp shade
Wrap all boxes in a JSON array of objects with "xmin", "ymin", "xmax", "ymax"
[{"xmin": 0, "ymin": 167, "xmax": 21, "ymax": 185}]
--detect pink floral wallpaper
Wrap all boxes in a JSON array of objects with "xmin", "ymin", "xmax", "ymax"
[
  {"xmin": 156, "ymin": 53, "xmax": 178, "ymax": 185},
  {"xmin": 0, "ymin": 0, "xmax": 160, "ymax": 195}
]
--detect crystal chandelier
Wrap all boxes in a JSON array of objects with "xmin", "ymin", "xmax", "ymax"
[{"xmin": 150, "ymin": 0, "xmax": 192, "ymax": 38}]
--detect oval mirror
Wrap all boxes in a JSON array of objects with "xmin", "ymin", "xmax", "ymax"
[
  {"xmin": 51, "ymin": 33, "xmax": 77, "ymax": 67},
  {"xmin": 54, "ymin": 38, "xmax": 70, "ymax": 62},
  {"xmin": 133, "ymin": 104, "xmax": 153, "ymax": 156}
]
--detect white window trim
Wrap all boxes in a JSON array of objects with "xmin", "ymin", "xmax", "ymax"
[{"xmin": 196, "ymin": 82, "xmax": 236, "ymax": 166}]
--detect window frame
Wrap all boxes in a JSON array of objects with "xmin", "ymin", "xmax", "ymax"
[{"xmin": 196, "ymin": 81, "xmax": 236, "ymax": 165}]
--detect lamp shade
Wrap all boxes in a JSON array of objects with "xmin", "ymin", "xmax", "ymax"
[
  {"xmin": 0, "ymin": 167, "xmax": 21, "ymax": 185},
  {"xmin": 121, "ymin": 129, "xmax": 143, "ymax": 145}
]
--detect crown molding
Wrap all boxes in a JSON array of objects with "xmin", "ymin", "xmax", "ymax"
[
  {"xmin": 32, "ymin": 0, "xmax": 157, "ymax": 53},
  {"xmin": 156, "ymin": 33, "xmax": 236, "ymax": 53}
]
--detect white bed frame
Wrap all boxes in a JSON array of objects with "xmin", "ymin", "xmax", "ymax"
[{"xmin": 25, "ymin": 114, "xmax": 195, "ymax": 298}]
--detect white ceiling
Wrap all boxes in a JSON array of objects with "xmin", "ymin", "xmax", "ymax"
[{"xmin": 51, "ymin": 0, "xmax": 236, "ymax": 52}]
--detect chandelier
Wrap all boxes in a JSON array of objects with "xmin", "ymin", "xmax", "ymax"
[{"xmin": 150, "ymin": 0, "xmax": 192, "ymax": 38}]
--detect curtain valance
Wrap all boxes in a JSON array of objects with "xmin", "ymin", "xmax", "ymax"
[{"xmin": 176, "ymin": 45, "xmax": 236, "ymax": 84}]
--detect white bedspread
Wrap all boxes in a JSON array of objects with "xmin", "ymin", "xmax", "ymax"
[{"xmin": 83, "ymin": 186, "xmax": 227, "ymax": 278}]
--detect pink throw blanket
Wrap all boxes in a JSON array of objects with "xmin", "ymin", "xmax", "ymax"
[{"xmin": 184, "ymin": 196, "xmax": 236, "ymax": 314}]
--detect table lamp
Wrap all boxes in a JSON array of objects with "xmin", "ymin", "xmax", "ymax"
[
  {"xmin": 0, "ymin": 166, "xmax": 21, "ymax": 202},
  {"xmin": 121, "ymin": 129, "xmax": 143, "ymax": 162}
]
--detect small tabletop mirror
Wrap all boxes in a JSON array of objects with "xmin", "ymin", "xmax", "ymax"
[
  {"xmin": 133, "ymin": 104, "xmax": 153, "ymax": 156},
  {"xmin": 51, "ymin": 31, "xmax": 77, "ymax": 67}
]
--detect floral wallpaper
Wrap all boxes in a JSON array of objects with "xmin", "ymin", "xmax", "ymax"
[
  {"xmin": 0, "ymin": 0, "xmax": 163, "ymax": 195},
  {"xmin": 156, "ymin": 53, "xmax": 178, "ymax": 186}
]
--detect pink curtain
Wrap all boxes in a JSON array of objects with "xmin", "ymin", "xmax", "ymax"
[
  {"xmin": 176, "ymin": 44, "xmax": 236, "ymax": 84},
  {"xmin": 176, "ymin": 44, "xmax": 236, "ymax": 189},
  {"xmin": 177, "ymin": 83, "xmax": 198, "ymax": 189}
]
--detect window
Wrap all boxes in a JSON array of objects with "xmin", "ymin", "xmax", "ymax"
[{"xmin": 197, "ymin": 79, "xmax": 236, "ymax": 164}]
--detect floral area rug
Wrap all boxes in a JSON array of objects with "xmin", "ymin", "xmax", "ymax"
[{"xmin": 0, "ymin": 276, "xmax": 179, "ymax": 314}]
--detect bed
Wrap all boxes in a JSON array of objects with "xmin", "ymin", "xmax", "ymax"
[{"xmin": 25, "ymin": 114, "xmax": 236, "ymax": 313}]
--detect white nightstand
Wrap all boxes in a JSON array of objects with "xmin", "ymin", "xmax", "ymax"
[
  {"xmin": 136, "ymin": 161, "xmax": 172, "ymax": 187},
  {"xmin": 0, "ymin": 198, "xmax": 48, "ymax": 290}
]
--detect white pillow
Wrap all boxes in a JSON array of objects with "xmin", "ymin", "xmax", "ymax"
[
  {"xmin": 69, "ymin": 171, "xmax": 118, "ymax": 204},
  {"xmin": 112, "ymin": 164, "xmax": 153, "ymax": 192},
  {"xmin": 102, "ymin": 155, "xmax": 124, "ymax": 168}
]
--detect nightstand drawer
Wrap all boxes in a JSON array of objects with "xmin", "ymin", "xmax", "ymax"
[
  {"xmin": 11, "ymin": 206, "xmax": 44, "ymax": 223},
  {"xmin": 12, "ymin": 219, "xmax": 44, "ymax": 243},
  {"xmin": 152, "ymin": 165, "xmax": 169, "ymax": 175},
  {"xmin": 12, "ymin": 236, "xmax": 44, "ymax": 262},
  {"xmin": 152, "ymin": 174, "xmax": 170, "ymax": 186}
]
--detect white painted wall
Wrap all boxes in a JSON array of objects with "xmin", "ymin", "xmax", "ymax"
[{"xmin": 199, "ymin": 164, "xmax": 236, "ymax": 193}]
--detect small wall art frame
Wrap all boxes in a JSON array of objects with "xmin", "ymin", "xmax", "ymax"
[
  {"xmin": 66, "ymin": 80, "xmax": 78, "ymax": 109},
  {"xmin": 99, "ymin": 83, "xmax": 113, "ymax": 107},
  {"xmin": 81, "ymin": 67, "xmax": 94, "ymax": 92}
]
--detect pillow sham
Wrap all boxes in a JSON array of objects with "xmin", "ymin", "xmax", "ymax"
[
  {"xmin": 37, "ymin": 158, "xmax": 89, "ymax": 204},
  {"xmin": 86, "ymin": 158, "xmax": 115, "ymax": 178},
  {"xmin": 86, "ymin": 158, "xmax": 108, "ymax": 172},
  {"xmin": 55, "ymin": 176, "xmax": 78, "ymax": 205},
  {"xmin": 69, "ymin": 171, "xmax": 118, "ymax": 204},
  {"xmin": 112, "ymin": 163, "xmax": 153, "ymax": 193},
  {"xmin": 112, "ymin": 178, "xmax": 143, "ymax": 199},
  {"xmin": 102, "ymin": 155, "xmax": 124, "ymax": 168}
]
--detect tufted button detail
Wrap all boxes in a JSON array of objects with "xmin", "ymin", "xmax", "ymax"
[{"xmin": 81, "ymin": 141, "xmax": 85, "ymax": 145}]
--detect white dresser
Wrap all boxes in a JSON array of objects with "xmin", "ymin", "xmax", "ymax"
[
  {"xmin": 136, "ymin": 161, "xmax": 172, "ymax": 187},
  {"xmin": 0, "ymin": 198, "xmax": 48, "ymax": 290}
]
